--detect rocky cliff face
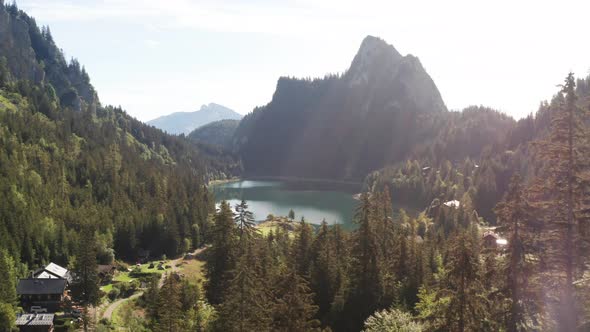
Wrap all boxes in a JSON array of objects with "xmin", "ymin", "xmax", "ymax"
[
  {"xmin": 233, "ymin": 36, "xmax": 447, "ymax": 180},
  {"xmin": 0, "ymin": 5, "xmax": 44, "ymax": 83},
  {"xmin": 0, "ymin": 3, "xmax": 98, "ymax": 110}
]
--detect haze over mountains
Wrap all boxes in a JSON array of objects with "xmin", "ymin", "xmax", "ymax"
[
  {"xmin": 233, "ymin": 36, "xmax": 450, "ymax": 179},
  {"xmin": 148, "ymin": 103, "xmax": 241, "ymax": 135}
]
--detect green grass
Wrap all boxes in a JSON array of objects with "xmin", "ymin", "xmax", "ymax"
[
  {"xmin": 113, "ymin": 272, "xmax": 133, "ymax": 283},
  {"xmin": 100, "ymin": 260, "xmax": 173, "ymax": 300},
  {"xmin": 100, "ymin": 283, "xmax": 113, "ymax": 293},
  {"xmin": 180, "ymin": 259, "xmax": 206, "ymax": 287}
]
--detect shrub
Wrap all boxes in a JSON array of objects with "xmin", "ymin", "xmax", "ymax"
[
  {"xmin": 108, "ymin": 288, "xmax": 120, "ymax": 301},
  {"xmin": 363, "ymin": 308, "xmax": 424, "ymax": 332}
]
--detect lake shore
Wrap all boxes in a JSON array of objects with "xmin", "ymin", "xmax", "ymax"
[
  {"xmin": 244, "ymin": 175, "xmax": 363, "ymax": 186},
  {"xmin": 208, "ymin": 177, "xmax": 241, "ymax": 186}
]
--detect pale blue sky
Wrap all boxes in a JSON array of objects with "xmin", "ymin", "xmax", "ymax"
[{"xmin": 18, "ymin": 0, "xmax": 590, "ymax": 122}]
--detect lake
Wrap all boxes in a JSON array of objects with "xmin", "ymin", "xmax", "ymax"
[{"xmin": 211, "ymin": 180, "xmax": 361, "ymax": 229}]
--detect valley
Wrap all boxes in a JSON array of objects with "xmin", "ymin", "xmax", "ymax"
[{"xmin": 0, "ymin": 1, "xmax": 589, "ymax": 331}]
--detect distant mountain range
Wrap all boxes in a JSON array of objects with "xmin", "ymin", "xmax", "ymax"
[
  {"xmin": 233, "ymin": 36, "xmax": 449, "ymax": 179},
  {"xmin": 148, "ymin": 103, "xmax": 242, "ymax": 135}
]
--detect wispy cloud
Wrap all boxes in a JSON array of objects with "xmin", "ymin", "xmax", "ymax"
[
  {"xmin": 19, "ymin": 0, "xmax": 383, "ymax": 36},
  {"xmin": 144, "ymin": 39, "xmax": 160, "ymax": 49}
]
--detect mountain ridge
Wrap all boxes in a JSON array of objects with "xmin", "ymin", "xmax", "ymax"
[
  {"xmin": 233, "ymin": 35, "xmax": 448, "ymax": 179},
  {"xmin": 148, "ymin": 103, "xmax": 241, "ymax": 135}
]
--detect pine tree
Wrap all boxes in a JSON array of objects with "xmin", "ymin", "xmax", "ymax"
[
  {"xmin": 217, "ymin": 244, "xmax": 271, "ymax": 332},
  {"xmin": 205, "ymin": 201, "xmax": 237, "ymax": 305},
  {"xmin": 494, "ymin": 174, "xmax": 541, "ymax": 331},
  {"xmin": 440, "ymin": 230, "xmax": 488, "ymax": 332},
  {"xmin": 345, "ymin": 193, "xmax": 381, "ymax": 330},
  {"xmin": 272, "ymin": 269, "xmax": 320, "ymax": 331},
  {"xmin": 0, "ymin": 249, "xmax": 16, "ymax": 306},
  {"xmin": 310, "ymin": 220, "xmax": 336, "ymax": 320},
  {"xmin": 156, "ymin": 274, "xmax": 183, "ymax": 332},
  {"xmin": 528, "ymin": 73, "xmax": 590, "ymax": 331},
  {"xmin": 294, "ymin": 219, "xmax": 313, "ymax": 278},
  {"xmin": 72, "ymin": 223, "xmax": 100, "ymax": 332},
  {"xmin": 234, "ymin": 199, "xmax": 258, "ymax": 247}
]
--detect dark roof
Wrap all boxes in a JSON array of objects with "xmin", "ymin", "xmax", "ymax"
[
  {"xmin": 17, "ymin": 278, "xmax": 66, "ymax": 295},
  {"xmin": 15, "ymin": 314, "xmax": 54, "ymax": 326},
  {"xmin": 98, "ymin": 265, "xmax": 116, "ymax": 274}
]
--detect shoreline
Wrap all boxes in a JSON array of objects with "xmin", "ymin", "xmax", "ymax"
[
  {"xmin": 244, "ymin": 175, "xmax": 363, "ymax": 186},
  {"xmin": 208, "ymin": 177, "xmax": 241, "ymax": 186}
]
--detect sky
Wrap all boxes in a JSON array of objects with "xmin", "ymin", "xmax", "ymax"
[{"xmin": 17, "ymin": 0, "xmax": 590, "ymax": 122}]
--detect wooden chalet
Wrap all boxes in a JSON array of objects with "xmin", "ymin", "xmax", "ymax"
[{"xmin": 17, "ymin": 279, "xmax": 67, "ymax": 313}]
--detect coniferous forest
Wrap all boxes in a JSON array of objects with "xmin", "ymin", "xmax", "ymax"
[{"xmin": 1, "ymin": 1, "xmax": 590, "ymax": 332}]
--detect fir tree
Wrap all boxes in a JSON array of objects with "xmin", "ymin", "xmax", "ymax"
[
  {"xmin": 156, "ymin": 274, "xmax": 183, "ymax": 332},
  {"xmin": 234, "ymin": 199, "xmax": 258, "ymax": 247},
  {"xmin": 494, "ymin": 174, "xmax": 542, "ymax": 331},
  {"xmin": 272, "ymin": 269, "xmax": 320, "ymax": 331},
  {"xmin": 217, "ymin": 244, "xmax": 271, "ymax": 332},
  {"xmin": 205, "ymin": 201, "xmax": 237, "ymax": 305},
  {"xmin": 440, "ymin": 230, "xmax": 488, "ymax": 332},
  {"xmin": 528, "ymin": 73, "xmax": 590, "ymax": 331},
  {"xmin": 72, "ymin": 222, "xmax": 100, "ymax": 332}
]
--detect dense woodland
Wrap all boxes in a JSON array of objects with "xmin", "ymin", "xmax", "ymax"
[
  {"xmin": 0, "ymin": 2, "xmax": 590, "ymax": 331},
  {"xmin": 188, "ymin": 119, "xmax": 241, "ymax": 150},
  {"xmin": 0, "ymin": 2, "xmax": 239, "ymax": 329}
]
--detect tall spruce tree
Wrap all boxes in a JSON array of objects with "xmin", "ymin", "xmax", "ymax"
[
  {"xmin": 345, "ymin": 193, "xmax": 381, "ymax": 330},
  {"xmin": 156, "ymin": 274, "xmax": 183, "ymax": 332},
  {"xmin": 528, "ymin": 73, "xmax": 590, "ymax": 331},
  {"xmin": 217, "ymin": 243, "xmax": 271, "ymax": 332},
  {"xmin": 205, "ymin": 201, "xmax": 237, "ymax": 305},
  {"xmin": 234, "ymin": 200, "xmax": 258, "ymax": 247},
  {"xmin": 272, "ymin": 268, "xmax": 320, "ymax": 331},
  {"xmin": 72, "ymin": 222, "xmax": 100, "ymax": 332},
  {"xmin": 495, "ymin": 174, "xmax": 542, "ymax": 331},
  {"xmin": 441, "ymin": 230, "xmax": 488, "ymax": 331}
]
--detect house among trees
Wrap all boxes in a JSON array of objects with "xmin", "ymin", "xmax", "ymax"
[
  {"xmin": 482, "ymin": 230, "xmax": 507, "ymax": 249},
  {"xmin": 32, "ymin": 263, "xmax": 72, "ymax": 284},
  {"xmin": 15, "ymin": 313, "xmax": 55, "ymax": 332},
  {"xmin": 443, "ymin": 199, "xmax": 460, "ymax": 208},
  {"xmin": 97, "ymin": 264, "xmax": 116, "ymax": 280},
  {"xmin": 16, "ymin": 278, "xmax": 67, "ymax": 313}
]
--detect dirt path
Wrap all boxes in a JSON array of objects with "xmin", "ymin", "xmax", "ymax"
[
  {"xmin": 102, "ymin": 291, "xmax": 142, "ymax": 320},
  {"xmin": 102, "ymin": 247, "xmax": 207, "ymax": 320}
]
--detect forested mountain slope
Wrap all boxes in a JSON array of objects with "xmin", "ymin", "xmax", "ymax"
[
  {"xmin": 365, "ymin": 75, "xmax": 590, "ymax": 223},
  {"xmin": 0, "ymin": 2, "xmax": 239, "ymax": 274},
  {"xmin": 188, "ymin": 119, "xmax": 240, "ymax": 149},
  {"xmin": 233, "ymin": 36, "xmax": 448, "ymax": 180}
]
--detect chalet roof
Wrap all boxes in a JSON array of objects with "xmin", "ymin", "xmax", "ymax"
[
  {"xmin": 44, "ymin": 262, "xmax": 68, "ymax": 278},
  {"xmin": 33, "ymin": 262, "xmax": 72, "ymax": 283},
  {"xmin": 17, "ymin": 278, "xmax": 66, "ymax": 295},
  {"xmin": 98, "ymin": 265, "xmax": 116, "ymax": 274},
  {"xmin": 443, "ymin": 200, "xmax": 460, "ymax": 208},
  {"xmin": 15, "ymin": 314, "xmax": 55, "ymax": 326}
]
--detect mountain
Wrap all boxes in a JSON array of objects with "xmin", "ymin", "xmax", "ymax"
[
  {"xmin": 0, "ymin": 2, "xmax": 98, "ymax": 111},
  {"xmin": 0, "ymin": 2, "xmax": 241, "ymax": 272},
  {"xmin": 188, "ymin": 119, "xmax": 240, "ymax": 149},
  {"xmin": 233, "ymin": 36, "xmax": 448, "ymax": 180},
  {"xmin": 148, "ymin": 103, "xmax": 242, "ymax": 135}
]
